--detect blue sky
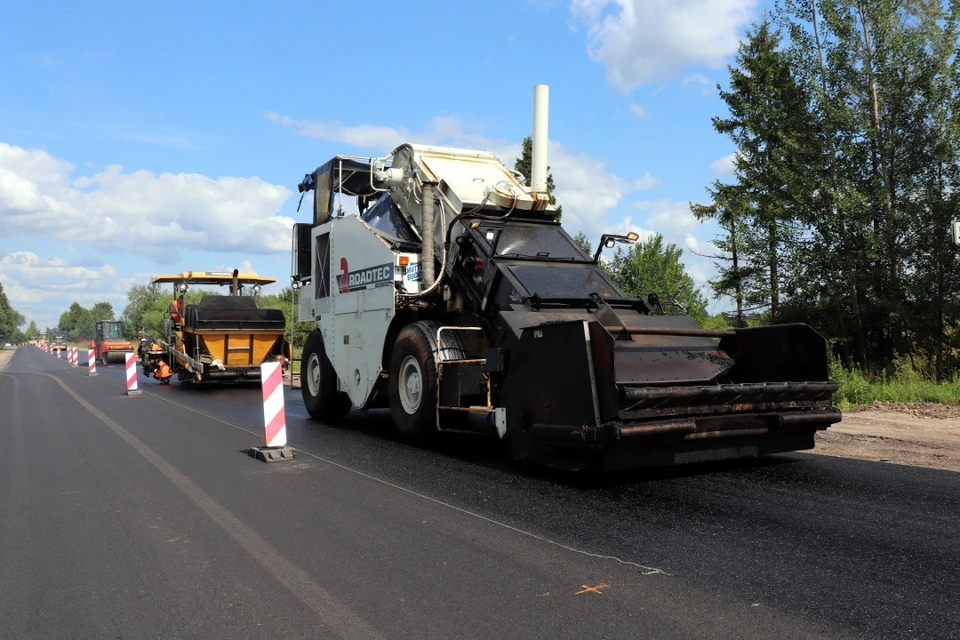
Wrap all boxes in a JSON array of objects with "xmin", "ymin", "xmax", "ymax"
[{"xmin": 1, "ymin": 0, "xmax": 755, "ymax": 331}]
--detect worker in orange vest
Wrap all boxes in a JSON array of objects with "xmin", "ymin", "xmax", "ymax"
[
  {"xmin": 155, "ymin": 359, "xmax": 173, "ymax": 384},
  {"xmin": 168, "ymin": 295, "xmax": 184, "ymax": 324}
]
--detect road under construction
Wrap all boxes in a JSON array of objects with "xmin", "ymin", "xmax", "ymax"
[{"xmin": 1, "ymin": 345, "xmax": 957, "ymax": 640}]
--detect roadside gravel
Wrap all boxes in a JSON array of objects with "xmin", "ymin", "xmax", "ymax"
[{"xmin": 811, "ymin": 403, "xmax": 960, "ymax": 472}]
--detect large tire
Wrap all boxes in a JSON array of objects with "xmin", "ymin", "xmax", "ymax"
[
  {"xmin": 389, "ymin": 321, "xmax": 468, "ymax": 440},
  {"xmin": 301, "ymin": 330, "xmax": 352, "ymax": 421}
]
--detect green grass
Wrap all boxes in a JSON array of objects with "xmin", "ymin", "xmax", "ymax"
[{"xmin": 831, "ymin": 359, "xmax": 960, "ymax": 409}]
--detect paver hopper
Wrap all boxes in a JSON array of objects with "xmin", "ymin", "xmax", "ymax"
[{"xmin": 148, "ymin": 270, "xmax": 289, "ymax": 383}]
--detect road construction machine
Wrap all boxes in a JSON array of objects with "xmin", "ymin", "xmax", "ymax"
[
  {"xmin": 290, "ymin": 86, "xmax": 840, "ymax": 471},
  {"xmin": 90, "ymin": 320, "xmax": 135, "ymax": 364},
  {"xmin": 50, "ymin": 329, "xmax": 68, "ymax": 354},
  {"xmin": 140, "ymin": 270, "xmax": 289, "ymax": 383}
]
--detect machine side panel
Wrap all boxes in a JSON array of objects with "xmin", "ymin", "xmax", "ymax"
[{"xmin": 329, "ymin": 216, "xmax": 397, "ymax": 407}]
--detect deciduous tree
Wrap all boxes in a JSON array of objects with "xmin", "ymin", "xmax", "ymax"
[
  {"xmin": 0, "ymin": 282, "xmax": 25, "ymax": 342},
  {"xmin": 606, "ymin": 234, "xmax": 708, "ymax": 322}
]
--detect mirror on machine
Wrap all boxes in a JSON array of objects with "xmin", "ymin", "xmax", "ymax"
[{"xmin": 592, "ymin": 231, "xmax": 641, "ymax": 262}]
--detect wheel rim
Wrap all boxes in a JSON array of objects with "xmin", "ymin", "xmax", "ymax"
[
  {"xmin": 398, "ymin": 355, "xmax": 422, "ymax": 414},
  {"xmin": 306, "ymin": 352, "xmax": 322, "ymax": 397}
]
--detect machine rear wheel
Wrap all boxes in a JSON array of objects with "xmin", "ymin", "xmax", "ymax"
[
  {"xmin": 389, "ymin": 321, "xmax": 468, "ymax": 440},
  {"xmin": 301, "ymin": 331, "xmax": 352, "ymax": 421}
]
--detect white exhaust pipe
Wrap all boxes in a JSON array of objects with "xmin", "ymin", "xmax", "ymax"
[{"xmin": 531, "ymin": 84, "xmax": 549, "ymax": 194}]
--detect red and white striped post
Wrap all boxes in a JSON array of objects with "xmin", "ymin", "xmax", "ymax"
[
  {"xmin": 261, "ymin": 362, "xmax": 286, "ymax": 447},
  {"xmin": 124, "ymin": 352, "xmax": 141, "ymax": 396},
  {"xmin": 247, "ymin": 361, "xmax": 294, "ymax": 462},
  {"xmin": 88, "ymin": 348, "xmax": 98, "ymax": 376},
  {"xmin": 71, "ymin": 347, "xmax": 79, "ymax": 367}
]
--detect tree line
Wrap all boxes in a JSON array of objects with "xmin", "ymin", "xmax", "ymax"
[
  {"xmin": 693, "ymin": 0, "xmax": 960, "ymax": 380},
  {"xmin": 0, "ymin": 282, "xmax": 25, "ymax": 344},
  {"xmin": 56, "ymin": 301, "xmax": 117, "ymax": 341}
]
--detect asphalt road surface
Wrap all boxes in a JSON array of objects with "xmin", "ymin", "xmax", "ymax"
[{"xmin": 2, "ymin": 346, "xmax": 957, "ymax": 639}]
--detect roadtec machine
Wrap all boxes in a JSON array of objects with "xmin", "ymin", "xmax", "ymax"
[
  {"xmin": 291, "ymin": 87, "xmax": 841, "ymax": 470},
  {"xmin": 140, "ymin": 271, "xmax": 289, "ymax": 383}
]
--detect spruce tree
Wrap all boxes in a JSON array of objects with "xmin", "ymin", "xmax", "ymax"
[{"xmin": 514, "ymin": 136, "xmax": 562, "ymax": 220}]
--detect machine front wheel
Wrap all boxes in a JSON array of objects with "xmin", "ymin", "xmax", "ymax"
[
  {"xmin": 389, "ymin": 322, "xmax": 441, "ymax": 441},
  {"xmin": 300, "ymin": 331, "xmax": 352, "ymax": 421}
]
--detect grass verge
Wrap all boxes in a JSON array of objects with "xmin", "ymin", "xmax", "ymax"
[{"xmin": 832, "ymin": 360, "xmax": 960, "ymax": 410}]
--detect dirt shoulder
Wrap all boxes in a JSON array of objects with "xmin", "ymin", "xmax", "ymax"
[
  {"xmin": 812, "ymin": 403, "xmax": 960, "ymax": 472},
  {"xmin": 0, "ymin": 348, "xmax": 14, "ymax": 371}
]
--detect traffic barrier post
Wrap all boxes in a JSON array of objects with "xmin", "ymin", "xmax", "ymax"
[
  {"xmin": 246, "ymin": 362, "xmax": 295, "ymax": 463},
  {"xmin": 88, "ymin": 348, "xmax": 98, "ymax": 376},
  {"xmin": 124, "ymin": 352, "xmax": 141, "ymax": 396}
]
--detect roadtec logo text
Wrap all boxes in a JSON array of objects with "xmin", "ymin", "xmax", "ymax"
[{"xmin": 338, "ymin": 258, "xmax": 394, "ymax": 293}]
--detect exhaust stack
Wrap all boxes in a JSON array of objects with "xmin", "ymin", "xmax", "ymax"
[{"xmin": 531, "ymin": 84, "xmax": 549, "ymax": 194}]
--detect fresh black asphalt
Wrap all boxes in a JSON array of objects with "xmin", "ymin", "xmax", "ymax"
[{"xmin": 1, "ymin": 346, "xmax": 957, "ymax": 639}]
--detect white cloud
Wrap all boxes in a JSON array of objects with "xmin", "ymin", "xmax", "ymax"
[
  {"xmin": 634, "ymin": 199, "xmax": 700, "ymax": 235},
  {"xmin": 628, "ymin": 103, "xmax": 650, "ymax": 119},
  {"xmin": 688, "ymin": 263, "xmax": 708, "ymax": 283},
  {"xmin": 682, "ymin": 73, "xmax": 713, "ymax": 87},
  {"xmin": 631, "ymin": 171, "xmax": 660, "ymax": 190},
  {"xmin": 570, "ymin": 0, "xmax": 755, "ymax": 91},
  {"xmin": 710, "ymin": 153, "xmax": 737, "ymax": 178},
  {"xmin": 265, "ymin": 112, "xmax": 492, "ymax": 152},
  {"xmin": 0, "ymin": 251, "xmax": 143, "ymax": 330},
  {"xmin": 0, "ymin": 142, "xmax": 292, "ymax": 258}
]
